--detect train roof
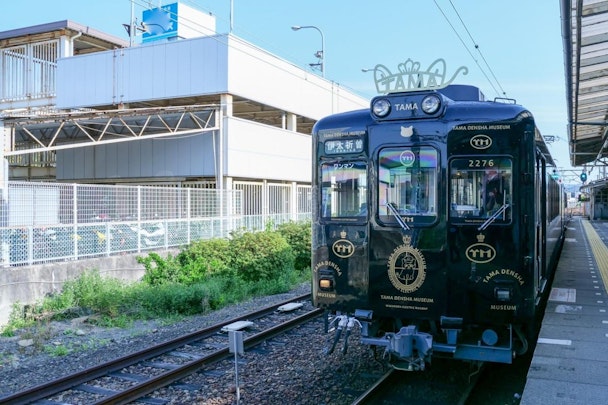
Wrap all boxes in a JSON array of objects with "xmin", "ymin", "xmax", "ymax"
[
  {"xmin": 436, "ymin": 84, "xmax": 486, "ymax": 101},
  {"xmin": 313, "ymin": 85, "xmax": 530, "ymax": 134},
  {"xmin": 313, "ymin": 108, "xmax": 374, "ymax": 132},
  {"xmin": 312, "ymin": 85, "xmax": 556, "ymax": 166}
]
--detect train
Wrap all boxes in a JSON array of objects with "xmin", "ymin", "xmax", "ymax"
[{"xmin": 311, "ymin": 82, "xmax": 566, "ymax": 371}]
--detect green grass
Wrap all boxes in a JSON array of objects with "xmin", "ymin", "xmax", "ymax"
[{"xmin": 1, "ymin": 223, "xmax": 311, "ymax": 337}]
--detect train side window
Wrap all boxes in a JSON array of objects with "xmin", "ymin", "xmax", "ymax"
[
  {"xmin": 378, "ymin": 147, "xmax": 438, "ymax": 225},
  {"xmin": 320, "ymin": 161, "xmax": 367, "ymax": 220},
  {"xmin": 449, "ymin": 158, "xmax": 512, "ymax": 224}
]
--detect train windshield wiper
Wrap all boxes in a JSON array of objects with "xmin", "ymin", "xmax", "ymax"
[
  {"xmin": 387, "ymin": 202, "xmax": 410, "ymax": 231},
  {"xmin": 477, "ymin": 203, "xmax": 509, "ymax": 231}
]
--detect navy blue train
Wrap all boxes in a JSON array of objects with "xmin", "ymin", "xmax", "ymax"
[{"xmin": 311, "ymin": 83, "xmax": 565, "ymax": 370}]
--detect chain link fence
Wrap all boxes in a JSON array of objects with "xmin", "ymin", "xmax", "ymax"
[{"xmin": 1, "ymin": 181, "xmax": 310, "ymax": 266}]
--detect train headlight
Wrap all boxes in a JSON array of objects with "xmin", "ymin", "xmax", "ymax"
[
  {"xmin": 421, "ymin": 94, "xmax": 441, "ymax": 114},
  {"xmin": 371, "ymin": 98, "xmax": 391, "ymax": 118},
  {"xmin": 319, "ymin": 278, "xmax": 334, "ymax": 290}
]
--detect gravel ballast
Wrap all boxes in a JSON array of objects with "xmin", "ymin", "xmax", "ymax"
[{"xmin": 0, "ymin": 283, "xmax": 385, "ymax": 404}]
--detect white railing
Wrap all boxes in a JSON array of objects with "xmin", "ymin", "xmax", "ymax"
[{"xmin": 1, "ymin": 40, "xmax": 58, "ymax": 103}]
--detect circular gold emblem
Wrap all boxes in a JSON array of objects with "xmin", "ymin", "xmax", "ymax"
[
  {"xmin": 332, "ymin": 239, "xmax": 355, "ymax": 258},
  {"xmin": 387, "ymin": 240, "xmax": 427, "ymax": 293}
]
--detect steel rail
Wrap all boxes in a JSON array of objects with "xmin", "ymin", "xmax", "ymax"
[
  {"xmin": 0, "ymin": 293, "xmax": 312, "ymax": 405},
  {"xmin": 350, "ymin": 362, "xmax": 483, "ymax": 405},
  {"xmin": 350, "ymin": 368, "xmax": 396, "ymax": 405},
  {"xmin": 95, "ymin": 307, "xmax": 324, "ymax": 405}
]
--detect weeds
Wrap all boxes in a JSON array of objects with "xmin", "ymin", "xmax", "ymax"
[
  {"xmin": 44, "ymin": 344, "xmax": 70, "ymax": 357},
  {"xmin": 1, "ymin": 223, "xmax": 311, "ymax": 337}
]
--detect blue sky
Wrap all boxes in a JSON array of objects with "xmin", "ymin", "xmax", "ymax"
[{"xmin": 3, "ymin": 1, "xmax": 573, "ymax": 175}]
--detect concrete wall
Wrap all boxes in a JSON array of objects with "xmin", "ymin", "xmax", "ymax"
[
  {"xmin": 224, "ymin": 117, "xmax": 311, "ymax": 182},
  {"xmin": 0, "ymin": 251, "xmax": 174, "ymax": 327}
]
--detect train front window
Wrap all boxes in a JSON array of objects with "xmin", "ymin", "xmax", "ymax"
[
  {"xmin": 378, "ymin": 147, "xmax": 438, "ymax": 225},
  {"xmin": 449, "ymin": 158, "xmax": 512, "ymax": 224},
  {"xmin": 320, "ymin": 161, "xmax": 367, "ymax": 220}
]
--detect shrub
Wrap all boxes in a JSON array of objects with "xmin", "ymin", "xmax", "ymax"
[
  {"xmin": 61, "ymin": 270, "xmax": 129, "ymax": 317},
  {"xmin": 276, "ymin": 221, "xmax": 311, "ymax": 271},
  {"xmin": 138, "ymin": 252, "xmax": 182, "ymax": 286},
  {"xmin": 132, "ymin": 276, "xmax": 249, "ymax": 316},
  {"xmin": 229, "ymin": 230, "xmax": 295, "ymax": 282},
  {"xmin": 139, "ymin": 225, "xmax": 309, "ymax": 287},
  {"xmin": 175, "ymin": 238, "xmax": 233, "ymax": 283},
  {"xmin": 136, "ymin": 282, "xmax": 210, "ymax": 316}
]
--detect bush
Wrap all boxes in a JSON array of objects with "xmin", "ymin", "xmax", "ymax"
[
  {"xmin": 139, "ymin": 229, "xmax": 301, "ymax": 287},
  {"xmin": 229, "ymin": 230, "xmax": 295, "ymax": 282},
  {"xmin": 47, "ymin": 270, "xmax": 116, "ymax": 315},
  {"xmin": 276, "ymin": 221, "xmax": 311, "ymax": 271},
  {"xmin": 138, "ymin": 252, "xmax": 182, "ymax": 286},
  {"xmin": 135, "ymin": 282, "xmax": 212, "ymax": 316},
  {"xmin": 133, "ymin": 276, "xmax": 252, "ymax": 316},
  {"xmin": 175, "ymin": 238, "xmax": 233, "ymax": 283}
]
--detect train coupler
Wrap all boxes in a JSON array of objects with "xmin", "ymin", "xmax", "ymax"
[{"xmin": 361, "ymin": 325, "xmax": 433, "ymax": 371}]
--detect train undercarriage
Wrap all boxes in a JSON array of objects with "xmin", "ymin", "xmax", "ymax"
[{"xmin": 323, "ymin": 311, "xmax": 531, "ymax": 371}]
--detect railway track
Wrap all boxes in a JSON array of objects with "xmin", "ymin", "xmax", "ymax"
[
  {"xmin": 1, "ymin": 293, "xmax": 321, "ymax": 405},
  {"xmin": 351, "ymin": 360, "xmax": 484, "ymax": 405}
]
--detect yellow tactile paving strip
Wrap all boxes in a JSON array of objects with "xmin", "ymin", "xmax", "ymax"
[{"xmin": 582, "ymin": 219, "xmax": 608, "ymax": 293}]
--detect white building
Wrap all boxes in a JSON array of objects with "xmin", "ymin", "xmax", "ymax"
[{"xmin": 0, "ymin": 3, "xmax": 368, "ymax": 217}]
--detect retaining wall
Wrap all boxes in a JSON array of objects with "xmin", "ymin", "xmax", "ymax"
[{"xmin": 0, "ymin": 251, "xmax": 174, "ymax": 327}]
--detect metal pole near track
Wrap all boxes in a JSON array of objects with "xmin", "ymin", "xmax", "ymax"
[{"xmin": 229, "ymin": 330, "xmax": 244, "ymax": 404}]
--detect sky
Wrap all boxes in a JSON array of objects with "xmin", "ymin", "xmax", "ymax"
[{"xmin": 2, "ymin": 1, "xmax": 576, "ymax": 180}]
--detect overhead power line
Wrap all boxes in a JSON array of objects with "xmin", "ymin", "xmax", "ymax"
[{"xmin": 433, "ymin": 0, "xmax": 506, "ymax": 98}]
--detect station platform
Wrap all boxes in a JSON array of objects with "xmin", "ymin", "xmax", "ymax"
[{"xmin": 520, "ymin": 216, "xmax": 608, "ymax": 405}]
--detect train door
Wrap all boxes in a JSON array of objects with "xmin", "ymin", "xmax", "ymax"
[
  {"xmin": 535, "ymin": 153, "xmax": 548, "ymax": 296},
  {"xmin": 369, "ymin": 145, "xmax": 444, "ymax": 318},
  {"xmin": 448, "ymin": 157, "xmax": 515, "ymax": 320}
]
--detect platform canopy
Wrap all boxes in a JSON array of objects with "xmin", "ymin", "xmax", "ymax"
[{"xmin": 563, "ymin": 0, "xmax": 608, "ymax": 166}]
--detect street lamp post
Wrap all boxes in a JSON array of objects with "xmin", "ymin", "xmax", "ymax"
[{"xmin": 291, "ymin": 25, "xmax": 325, "ymax": 77}]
